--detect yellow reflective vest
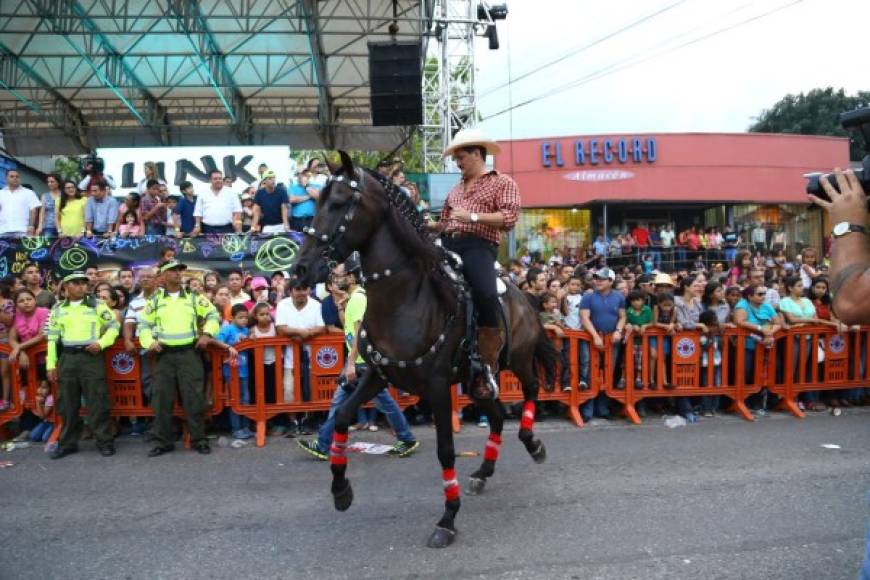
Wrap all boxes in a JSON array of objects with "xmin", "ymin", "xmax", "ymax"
[
  {"xmin": 45, "ymin": 296, "xmax": 120, "ymax": 370},
  {"xmin": 138, "ymin": 288, "xmax": 220, "ymax": 349}
]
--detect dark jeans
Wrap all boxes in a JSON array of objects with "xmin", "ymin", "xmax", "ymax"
[
  {"xmin": 290, "ymin": 216, "xmax": 314, "ymax": 232},
  {"xmin": 443, "ymin": 235, "xmax": 499, "ymax": 327},
  {"xmin": 202, "ymin": 223, "xmax": 234, "ymax": 234}
]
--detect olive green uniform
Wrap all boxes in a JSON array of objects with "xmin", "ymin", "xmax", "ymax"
[
  {"xmin": 45, "ymin": 296, "xmax": 120, "ymax": 451},
  {"xmin": 138, "ymin": 288, "xmax": 220, "ymax": 447}
]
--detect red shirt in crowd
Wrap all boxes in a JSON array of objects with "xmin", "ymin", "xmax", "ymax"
[
  {"xmin": 632, "ymin": 226, "xmax": 650, "ymax": 248},
  {"xmin": 687, "ymin": 231, "xmax": 700, "ymax": 251}
]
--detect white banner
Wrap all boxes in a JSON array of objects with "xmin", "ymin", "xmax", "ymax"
[{"xmin": 96, "ymin": 146, "xmax": 296, "ymax": 196}]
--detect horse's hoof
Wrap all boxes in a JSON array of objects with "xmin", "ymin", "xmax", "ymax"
[
  {"xmin": 467, "ymin": 477, "xmax": 486, "ymax": 495},
  {"xmin": 333, "ymin": 481, "xmax": 354, "ymax": 511},
  {"xmin": 427, "ymin": 526, "xmax": 457, "ymax": 548},
  {"xmin": 531, "ymin": 442, "xmax": 547, "ymax": 464}
]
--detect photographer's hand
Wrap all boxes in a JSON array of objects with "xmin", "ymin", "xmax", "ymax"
[
  {"xmin": 810, "ymin": 169, "xmax": 870, "ymax": 325},
  {"xmin": 809, "ymin": 169, "xmax": 868, "ymax": 226}
]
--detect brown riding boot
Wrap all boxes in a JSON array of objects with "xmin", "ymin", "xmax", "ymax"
[{"xmin": 474, "ymin": 327, "xmax": 505, "ymax": 399}]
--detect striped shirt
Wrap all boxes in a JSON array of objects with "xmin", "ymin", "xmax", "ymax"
[{"xmin": 440, "ymin": 171, "xmax": 520, "ymax": 245}]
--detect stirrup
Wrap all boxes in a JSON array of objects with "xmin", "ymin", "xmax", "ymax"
[{"xmin": 471, "ymin": 365, "xmax": 499, "ymax": 400}]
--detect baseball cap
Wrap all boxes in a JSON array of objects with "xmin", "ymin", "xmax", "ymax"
[
  {"xmin": 62, "ymin": 271, "xmax": 88, "ymax": 284},
  {"xmin": 594, "ymin": 267, "xmax": 615, "ymax": 281},
  {"xmin": 251, "ymin": 276, "xmax": 269, "ymax": 291},
  {"xmin": 159, "ymin": 260, "xmax": 188, "ymax": 273},
  {"xmin": 262, "ymin": 170, "xmax": 276, "ymax": 179},
  {"xmin": 637, "ymin": 273, "xmax": 655, "ymax": 285}
]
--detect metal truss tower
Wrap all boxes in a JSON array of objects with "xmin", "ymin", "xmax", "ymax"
[{"xmin": 422, "ymin": 0, "xmax": 479, "ymax": 173}]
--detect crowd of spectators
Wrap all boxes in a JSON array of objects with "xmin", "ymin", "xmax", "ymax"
[
  {"xmin": 0, "ymin": 157, "xmax": 427, "ymax": 239},
  {"xmin": 510, "ymin": 238, "xmax": 868, "ymax": 423}
]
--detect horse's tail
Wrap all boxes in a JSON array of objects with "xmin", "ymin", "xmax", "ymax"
[{"xmin": 533, "ymin": 327, "xmax": 560, "ymax": 392}]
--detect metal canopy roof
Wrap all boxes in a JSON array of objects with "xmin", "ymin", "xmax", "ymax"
[{"xmin": 0, "ymin": 0, "xmax": 432, "ymax": 155}]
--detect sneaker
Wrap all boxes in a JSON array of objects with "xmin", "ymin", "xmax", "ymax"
[
  {"xmin": 477, "ymin": 416, "xmax": 489, "ymax": 428},
  {"xmin": 233, "ymin": 429, "xmax": 252, "ymax": 440},
  {"xmin": 388, "ymin": 440, "xmax": 420, "ymax": 457},
  {"xmin": 268, "ymin": 425, "xmax": 288, "ymax": 437},
  {"xmin": 297, "ymin": 439, "xmax": 328, "ymax": 461},
  {"xmin": 634, "ymin": 378, "xmax": 643, "ymax": 390},
  {"xmin": 615, "ymin": 379, "xmax": 626, "ymax": 390},
  {"xmin": 349, "ymin": 423, "xmax": 365, "ymax": 432},
  {"xmin": 367, "ymin": 424, "xmax": 379, "ymax": 432},
  {"xmin": 702, "ymin": 410, "xmax": 714, "ymax": 418},
  {"xmin": 578, "ymin": 381, "xmax": 589, "ymax": 391}
]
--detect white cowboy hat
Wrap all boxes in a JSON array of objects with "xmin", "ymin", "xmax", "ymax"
[{"xmin": 442, "ymin": 128, "xmax": 502, "ymax": 158}]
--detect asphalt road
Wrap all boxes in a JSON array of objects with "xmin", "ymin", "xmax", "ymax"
[{"xmin": 1, "ymin": 409, "xmax": 868, "ymax": 580}]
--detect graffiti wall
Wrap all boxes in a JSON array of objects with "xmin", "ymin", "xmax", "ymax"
[{"xmin": 0, "ymin": 232, "xmax": 304, "ymax": 279}]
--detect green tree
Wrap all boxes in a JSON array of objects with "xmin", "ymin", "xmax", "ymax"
[
  {"xmin": 749, "ymin": 87, "xmax": 870, "ymax": 161},
  {"xmin": 53, "ymin": 156, "xmax": 80, "ymax": 181}
]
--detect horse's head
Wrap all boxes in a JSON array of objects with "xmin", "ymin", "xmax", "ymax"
[{"xmin": 290, "ymin": 151, "xmax": 388, "ymax": 286}]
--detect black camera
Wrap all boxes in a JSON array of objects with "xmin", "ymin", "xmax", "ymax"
[
  {"xmin": 79, "ymin": 153, "xmax": 105, "ymax": 176},
  {"xmin": 806, "ymin": 107, "xmax": 870, "ymax": 200}
]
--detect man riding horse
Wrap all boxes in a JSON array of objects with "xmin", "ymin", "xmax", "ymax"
[{"xmin": 431, "ymin": 128, "xmax": 520, "ymax": 399}]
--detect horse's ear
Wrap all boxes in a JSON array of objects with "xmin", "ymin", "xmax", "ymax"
[{"xmin": 338, "ymin": 150, "xmax": 355, "ymax": 176}]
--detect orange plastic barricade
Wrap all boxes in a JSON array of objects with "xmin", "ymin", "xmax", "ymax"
[
  {"xmin": 771, "ymin": 325, "xmax": 869, "ymax": 418},
  {"xmin": 450, "ymin": 330, "xmax": 587, "ymax": 432},
  {"xmin": 223, "ymin": 334, "xmax": 341, "ymax": 447},
  {"xmin": 0, "ymin": 341, "xmax": 24, "ymax": 437},
  {"xmin": 614, "ymin": 328, "xmax": 762, "ymax": 424}
]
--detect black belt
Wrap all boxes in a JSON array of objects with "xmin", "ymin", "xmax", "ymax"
[
  {"xmin": 160, "ymin": 343, "xmax": 195, "ymax": 352},
  {"xmin": 62, "ymin": 346, "xmax": 91, "ymax": 354}
]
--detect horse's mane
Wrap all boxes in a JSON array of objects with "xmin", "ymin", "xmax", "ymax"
[{"xmin": 361, "ymin": 169, "xmax": 458, "ymax": 307}]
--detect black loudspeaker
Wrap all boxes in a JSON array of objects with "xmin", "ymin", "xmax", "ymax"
[{"xmin": 368, "ymin": 41, "xmax": 423, "ymax": 126}]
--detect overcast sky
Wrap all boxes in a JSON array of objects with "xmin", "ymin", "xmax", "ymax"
[{"xmin": 473, "ymin": 0, "xmax": 868, "ymax": 140}]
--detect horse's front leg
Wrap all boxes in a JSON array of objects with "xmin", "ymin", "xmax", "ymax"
[
  {"xmin": 467, "ymin": 397, "xmax": 505, "ymax": 495},
  {"xmin": 330, "ymin": 366, "xmax": 387, "ymax": 512},
  {"xmin": 428, "ymin": 383, "xmax": 461, "ymax": 548}
]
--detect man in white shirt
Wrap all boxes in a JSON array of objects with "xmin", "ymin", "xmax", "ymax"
[
  {"xmin": 659, "ymin": 223, "xmax": 675, "ymax": 248},
  {"xmin": 275, "ymin": 279, "xmax": 326, "ymax": 402},
  {"xmin": 0, "ymin": 170, "xmax": 41, "ymax": 236},
  {"xmin": 192, "ymin": 170, "xmax": 242, "ymax": 234}
]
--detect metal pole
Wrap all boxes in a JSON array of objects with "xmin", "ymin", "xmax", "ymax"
[{"xmin": 603, "ymin": 202, "xmax": 608, "ymax": 243}]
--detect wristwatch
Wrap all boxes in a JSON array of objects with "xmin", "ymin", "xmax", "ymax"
[
  {"xmin": 470, "ymin": 213, "xmax": 480, "ymax": 223},
  {"xmin": 832, "ymin": 221, "xmax": 866, "ymax": 238}
]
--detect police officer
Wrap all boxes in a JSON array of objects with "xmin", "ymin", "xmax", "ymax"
[
  {"xmin": 138, "ymin": 260, "xmax": 220, "ymax": 456},
  {"xmin": 45, "ymin": 271, "xmax": 120, "ymax": 459}
]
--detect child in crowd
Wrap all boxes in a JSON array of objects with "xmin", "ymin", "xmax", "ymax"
[
  {"xmin": 118, "ymin": 210, "xmax": 142, "ymax": 238},
  {"xmin": 625, "ymin": 290, "xmax": 652, "ymax": 389},
  {"xmin": 165, "ymin": 196, "xmax": 179, "ymax": 237},
  {"xmin": 8, "ymin": 288, "xmax": 50, "ymax": 435},
  {"xmin": 29, "ymin": 381, "xmax": 54, "ymax": 442},
  {"xmin": 561, "ymin": 276, "xmax": 584, "ymax": 390},
  {"xmin": 213, "ymin": 304, "xmax": 254, "ymax": 440},
  {"xmin": 0, "ymin": 280, "xmax": 14, "ymax": 410},
  {"xmin": 699, "ymin": 309, "xmax": 722, "ymax": 417},
  {"xmin": 247, "ymin": 302, "xmax": 284, "ymax": 435},
  {"xmin": 651, "ymin": 292, "xmax": 678, "ymax": 389},
  {"xmin": 241, "ymin": 192, "xmax": 255, "ymax": 231},
  {"xmin": 725, "ymin": 286, "xmax": 742, "ymax": 315},
  {"xmin": 539, "ymin": 293, "xmax": 567, "ymax": 393}
]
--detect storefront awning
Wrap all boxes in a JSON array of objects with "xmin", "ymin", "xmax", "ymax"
[{"xmin": 495, "ymin": 133, "xmax": 850, "ymax": 208}]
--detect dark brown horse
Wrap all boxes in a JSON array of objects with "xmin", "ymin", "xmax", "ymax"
[{"xmin": 291, "ymin": 152, "xmax": 557, "ymax": 548}]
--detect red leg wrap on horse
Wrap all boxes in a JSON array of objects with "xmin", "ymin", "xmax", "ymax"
[
  {"xmin": 520, "ymin": 401, "xmax": 535, "ymax": 431},
  {"xmin": 442, "ymin": 468, "xmax": 460, "ymax": 501},
  {"xmin": 330, "ymin": 432, "xmax": 349, "ymax": 466},
  {"xmin": 484, "ymin": 433, "xmax": 502, "ymax": 461}
]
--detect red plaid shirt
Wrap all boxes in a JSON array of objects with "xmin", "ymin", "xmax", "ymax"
[{"xmin": 440, "ymin": 170, "xmax": 520, "ymax": 245}]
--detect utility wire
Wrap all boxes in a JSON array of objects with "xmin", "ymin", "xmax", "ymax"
[
  {"xmin": 482, "ymin": 0, "xmax": 804, "ymax": 121},
  {"xmin": 478, "ymin": 0, "xmax": 692, "ymax": 100}
]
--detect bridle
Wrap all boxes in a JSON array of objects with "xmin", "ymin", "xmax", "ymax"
[{"xmin": 301, "ymin": 169, "xmax": 366, "ymax": 270}]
